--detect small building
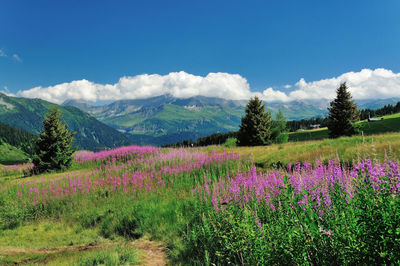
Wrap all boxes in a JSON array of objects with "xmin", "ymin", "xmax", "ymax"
[
  {"xmin": 368, "ymin": 114, "xmax": 379, "ymax": 122},
  {"xmin": 308, "ymin": 124, "xmax": 321, "ymax": 130}
]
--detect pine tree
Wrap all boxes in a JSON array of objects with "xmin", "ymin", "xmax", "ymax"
[
  {"xmin": 33, "ymin": 108, "xmax": 75, "ymax": 173},
  {"xmin": 328, "ymin": 82, "xmax": 360, "ymax": 138},
  {"xmin": 238, "ymin": 96, "xmax": 272, "ymax": 146}
]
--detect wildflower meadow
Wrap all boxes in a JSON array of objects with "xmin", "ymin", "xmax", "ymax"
[{"xmin": 0, "ymin": 145, "xmax": 399, "ymax": 264}]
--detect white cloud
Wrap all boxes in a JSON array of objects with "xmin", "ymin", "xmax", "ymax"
[
  {"xmin": 0, "ymin": 49, "xmax": 6, "ymax": 57},
  {"xmin": 261, "ymin": 68, "xmax": 400, "ymax": 102},
  {"xmin": 16, "ymin": 68, "xmax": 400, "ymax": 104},
  {"xmin": 262, "ymin": 87, "xmax": 291, "ymax": 102},
  {"xmin": 0, "ymin": 86, "xmax": 15, "ymax": 96},
  {"xmin": 18, "ymin": 71, "xmax": 252, "ymax": 104},
  {"xmin": 283, "ymin": 84, "xmax": 292, "ymax": 89},
  {"xmin": 12, "ymin": 54, "xmax": 22, "ymax": 62}
]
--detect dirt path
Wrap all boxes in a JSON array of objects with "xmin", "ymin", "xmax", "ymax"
[
  {"xmin": 0, "ymin": 238, "xmax": 168, "ymax": 265},
  {"xmin": 131, "ymin": 238, "xmax": 167, "ymax": 266}
]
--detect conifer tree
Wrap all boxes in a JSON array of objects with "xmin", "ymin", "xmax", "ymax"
[
  {"xmin": 33, "ymin": 108, "xmax": 75, "ymax": 173},
  {"xmin": 328, "ymin": 82, "xmax": 360, "ymax": 138},
  {"xmin": 238, "ymin": 96, "xmax": 272, "ymax": 146}
]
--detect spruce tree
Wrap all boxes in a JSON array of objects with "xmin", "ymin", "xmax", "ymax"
[
  {"xmin": 328, "ymin": 82, "xmax": 360, "ymax": 138},
  {"xmin": 238, "ymin": 96, "xmax": 272, "ymax": 146},
  {"xmin": 33, "ymin": 107, "xmax": 75, "ymax": 173}
]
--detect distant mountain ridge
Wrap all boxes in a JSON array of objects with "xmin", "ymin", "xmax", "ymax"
[
  {"xmin": 0, "ymin": 93, "xmax": 133, "ymax": 151},
  {"xmin": 62, "ymin": 94, "xmax": 400, "ymax": 146}
]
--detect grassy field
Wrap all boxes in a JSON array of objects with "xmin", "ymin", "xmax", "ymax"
[
  {"xmin": 0, "ymin": 134, "xmax": 399, "ymax": 264},
  {"xmin": 289, "ymin": 112, "xmax": 400, "ymax": 142},
  {"xmin": 220, "ymin": 132, "xmax": 400, "ymax": 169}
]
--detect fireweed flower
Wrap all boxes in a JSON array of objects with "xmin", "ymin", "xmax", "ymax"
[
  {"xmin": 195, "ymin": 159, "xmax": 400, "ymax": 214},
  {"xmin": 11, "ymin": 147, "xmax": 244, "ymax": 205}
]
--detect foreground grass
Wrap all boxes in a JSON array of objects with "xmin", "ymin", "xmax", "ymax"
[
  {"xmin": 0, "ymin": 220, "xmax": 113, "ymax": 249},
  {"xmin": 0, "ymin": 244, "xmax": 140, "ymax": 265}
]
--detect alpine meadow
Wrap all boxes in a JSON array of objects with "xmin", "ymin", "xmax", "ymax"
[{"xmin": 1, "ymin": 1, "xmax": 400, "ymax": 265}]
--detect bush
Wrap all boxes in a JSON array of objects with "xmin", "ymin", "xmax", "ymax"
[
  {"xmin": 223, "ymin": 138, "xmax": 237, "ymax": 148},
  {"xmin": 274, "ymin": 132, "xmax": 289, "ymax": 144}
]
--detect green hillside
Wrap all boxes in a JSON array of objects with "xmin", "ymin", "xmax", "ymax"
[
  {"xmin": 0, "ymin": 93, "xmax": 133, "ymax": 151},
  {"xmin": 0, "ymin": 142, "xmax": 29, "ymax": 165},
  {"xmin": 289, "ymin": 112, "xmax": 400, "ymax": 142},
  {"xmin": 72, "ymin": 96, "xmax": 245, "ymax": 146},
  {"xmin": 0, "ymin": 120, "xmax": 37, "ymax": 155}
]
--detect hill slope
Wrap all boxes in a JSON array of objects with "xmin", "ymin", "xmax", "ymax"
[
  {"xmin": 0, "ymin": 142, "xmax": 29, "ymax": 165},
  {"xmin": 0, "ymin": 93, "xmax": 133, "ymax": 151},
  {"xmin": 289, "ymin": 112, "xmax": 400, "ymax": 142},
  {"xmin": 0, "ymin": 120, "xmax": 37, "ymax": 155}
]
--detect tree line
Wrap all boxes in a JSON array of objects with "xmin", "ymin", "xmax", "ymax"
[
  {"xmin": 0, "ymin": 121, "xmax": 37, "ymax": 155},
  {"xmin": 359, "ymin": 102, "xmax": 400, "ymax": 120}
]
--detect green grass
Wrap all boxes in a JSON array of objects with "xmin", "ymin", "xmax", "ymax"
[
  {"xmin": 0, "ymin": 245, "xmax": 139, "ymax": 265},
  {"xmin": 220, "ymin": 132, "xmax": 400, "ymax": 168},
  {"xmin": 0, "ymin": 220, "xmax": 113, "ymax": 249},
  {"xmin": 289, "ymin": 112, "xmax": 400, "ymax": 142},
  {"xmin": 0, "ymin": 142, "xmax": 28, "ymax": 165}
]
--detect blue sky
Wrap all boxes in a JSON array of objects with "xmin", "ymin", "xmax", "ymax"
[{"xmin": 1, "ymin": 0, "xmax": 400, "ymax": 103}]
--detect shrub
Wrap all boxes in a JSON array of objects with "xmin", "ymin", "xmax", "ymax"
[{"xmin": 223, "ymin": 138, "xmax": 237, "ymax": 148}]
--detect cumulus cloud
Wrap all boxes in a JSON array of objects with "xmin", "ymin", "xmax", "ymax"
[
  {"xmin": 261, "ymin": 68, "xmax": 400, "ymax": 102},
  {"xmin": 283, "ymin": 84, "xmax": 292, "ymax": 89},
  {"xmin": 18, "ymin": 71, "xmax": 252, "ymax": 104},
  {"xmin": 16, "ymin": 68, "xmax": 400, "ymax": 104},
  {"xmin": 12, "ymin": 54, "xmax": 22, "ymax": 62},
  {"xmin": 262, "ymin": 87, "xmax": 291, "ymax": 102}
]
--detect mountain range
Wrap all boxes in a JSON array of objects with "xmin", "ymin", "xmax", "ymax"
[
  {"xmin": 62, "ymin": 94, "xmax": 400, "ymax": 146},
  {"xmin": 63, "ymin": 95, "xmax": 245, "ymax": 146},
  {"xmin": 0, "ymin": 93, "xmax": 133, "ymax": 151},
  {"xmin": 1, "ymin": 92, "xmax": 398, "ymax": 149}
]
